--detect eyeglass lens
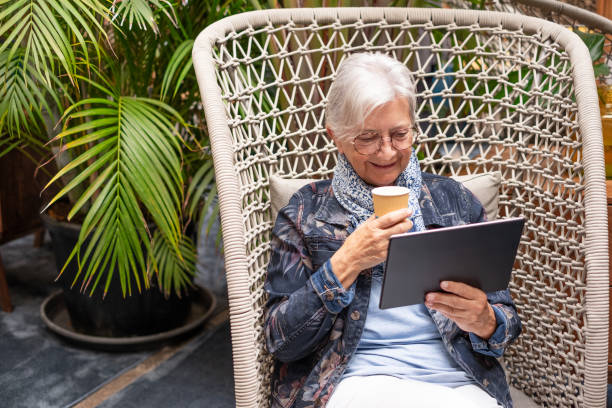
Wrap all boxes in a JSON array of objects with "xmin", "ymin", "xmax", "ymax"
[{"xmin": 353, "ymin": 128, "xmax": 416, "ymax": 155}]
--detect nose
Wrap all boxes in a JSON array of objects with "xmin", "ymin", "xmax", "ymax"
[{"xmin": 377, "ymin": 136, "xmax": 397, "ymax": 158}]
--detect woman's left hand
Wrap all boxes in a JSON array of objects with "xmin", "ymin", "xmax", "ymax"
[{"xmin": 425, "ymin": 281, "xmax": 496, "ymax": 340}]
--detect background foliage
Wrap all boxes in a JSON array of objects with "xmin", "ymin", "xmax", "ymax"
[
  {"xmin": 0, "ymin": 0, "xmax": 607, "ymax": 298},
  {"xmin": 0, "ymin": 0, "xmax": 255, "ymax": 297}
]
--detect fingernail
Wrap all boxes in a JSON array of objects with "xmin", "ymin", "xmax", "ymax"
[{"xmin": 440, "ymin": 281, "xmax": 448, "ymax": 290}]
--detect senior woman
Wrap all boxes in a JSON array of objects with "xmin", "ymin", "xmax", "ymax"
[{"xmin": 263, "ymin": 53, "xmax": 521, "ymax": 408}]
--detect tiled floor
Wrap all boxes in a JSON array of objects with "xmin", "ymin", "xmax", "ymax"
[{"xmin": 0, "ymin": 233, "xmax": 234, "ymax": 408}]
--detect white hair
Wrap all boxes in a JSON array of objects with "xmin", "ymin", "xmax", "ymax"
[{"xmin": 325, "ymin": 53, "xmax": 417, "ymax": 141}]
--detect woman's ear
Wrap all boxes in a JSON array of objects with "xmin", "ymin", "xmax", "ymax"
[{"xmin": 327, "ymin": 126, "xmax": 343, "ymax": 154}]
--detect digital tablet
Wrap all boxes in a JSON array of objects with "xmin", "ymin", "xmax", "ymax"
[{"xmin": 379, "ymin": 217, "xmax": 525, "ymax": 309}]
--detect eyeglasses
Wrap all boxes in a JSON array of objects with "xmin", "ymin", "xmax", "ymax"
[{"xmin": 351, "ymin": 126, "xmax": 418, "ymax": 155}]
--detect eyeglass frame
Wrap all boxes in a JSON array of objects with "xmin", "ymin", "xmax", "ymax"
[{"xmin": 350, "ymin": 125, "xmax": 419, "ymax": 155}]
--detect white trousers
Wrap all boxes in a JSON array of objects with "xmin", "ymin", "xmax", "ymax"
[{"xmin": 326, "ymin": 375, "xmax": 501, "ymax": 408}]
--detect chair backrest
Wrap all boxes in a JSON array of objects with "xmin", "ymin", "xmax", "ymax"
[
  {"xmin": 448, "ymin": 0, "xmax": 612, "ymax": 84},
  {"xmin": 193, "ymin": 8, "xmax": 608, "ymax": 408}
]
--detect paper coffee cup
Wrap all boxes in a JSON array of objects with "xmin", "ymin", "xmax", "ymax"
[{"xmin": 372, "ymin": 186, "xmax": 410, "ymax": 217}]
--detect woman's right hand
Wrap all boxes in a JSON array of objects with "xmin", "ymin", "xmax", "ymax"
[{"xmin": 330, "ymin": 208, "xmax": 413, "ymax": 289}]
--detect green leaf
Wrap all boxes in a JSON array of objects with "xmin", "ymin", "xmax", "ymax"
[
  {"xmin": 0, "ymin": 0, "xmax": 109, "ymax": 84},
  {"xmin": 111, "ymin": 0, "xmax": 177, "ymax": 34},
  {"xmin": 574, "ymin": 30, "xmax": 605, "ymax": 62},
  {"xmin": 67, "ymin": 165, "xmax": 115, "ymax": 219},
  {"xmin": 45, "ymin": 91, "xmax": 190, "ymax": 296},
  {"xmin": 149, "ymin": 231, "xmax": 196, "ymax": 297},
  {"xmin": 49, "ymin": 138, "xmax": 117, "ymax": 188},
  {"xmin": 593, "ymin": 63, "xmax": 611, "ymax": 77},
  {"xmin": 186, "ymin": 158, "xmax": 215, "ymax": 219},
  {"xmin": 62, "ymin": 126, "xmax": 118, "ymax": 150},
  {"xmin": 0, "ymin": 50, "xmax": 59, "ymax": 140},
  {"xmin": 43, "ymin": 149, "xmax": 116, "ymax": 213},
  {"xmin": 160, "ymin": 39, "xmax": 194, "ymax": 101}
]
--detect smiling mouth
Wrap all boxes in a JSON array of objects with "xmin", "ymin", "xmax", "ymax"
[{"xmin": 370, "ymin": 162, "xmax": 396, "ymax": 169}]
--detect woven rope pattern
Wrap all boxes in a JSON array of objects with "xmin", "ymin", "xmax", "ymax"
[
  {"xmin": 211, "ymin": 16, "xmax": 587, "ymax": 407},
  {"xmin": 506, "ymin": 3, "xmax": 612, "ymax": 84},
  {"xmin": 446, "ymin": 0, "xmax": 612, "ymax": 84}
]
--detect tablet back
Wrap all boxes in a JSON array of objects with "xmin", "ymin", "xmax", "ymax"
[{"xmin": 380, "ymin": 217, "xmax": 524, "ymax": 309}]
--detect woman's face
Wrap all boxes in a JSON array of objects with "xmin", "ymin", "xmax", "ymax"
[{"xmin": 332, "ymin": 97, "xmax": 414, "ymax": 187}]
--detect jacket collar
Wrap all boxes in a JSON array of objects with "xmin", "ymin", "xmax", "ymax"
[{"xmin": 313, "ymin": 179, "xmax": 448, "ymax": 229}]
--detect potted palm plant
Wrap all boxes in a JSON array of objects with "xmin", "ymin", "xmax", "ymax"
[{"xmin": 0, "ymin": 0, "xmax": 249, "ymax": 338}]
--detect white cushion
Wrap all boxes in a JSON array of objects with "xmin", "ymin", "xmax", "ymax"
[
  {"xmin": 269, "ymin": 175, "xmax": 316, "ymax": 222},
  {"xmin": 269, "ymin": 172, "xmax": 501, "ymax": 222},
  {"xmin": 452, "ymin": 172, "xmax": 502, "ymax": 221}
]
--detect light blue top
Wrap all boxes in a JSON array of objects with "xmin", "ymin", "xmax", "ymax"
[{"xmin": 341, "ymin": 266, "xmax": 476, "ymax": 388}]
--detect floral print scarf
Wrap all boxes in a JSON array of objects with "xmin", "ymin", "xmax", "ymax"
[{"xmin": 331, "ymin": 150, "xmax": 425, "ymax": 233}]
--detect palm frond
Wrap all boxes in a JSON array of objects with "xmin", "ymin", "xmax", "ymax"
[
  {"xmin": 0, "ymin": 50, "xmax": 62, "ymax": 144},
  {"xmin": 110, "ymin": 0, "xmax": 177, "ymax": 34},
  {"xmin": 160, "ymin": 39, "xmax": 193, "ymax": 101},
  {"xmin": 45, "ymin": 86, "xmax": 189, "ymax": 296},
  {"xmin": 185, "ymin": 156, "xmax": 214, "ymax": 218},
  {"xmin": 149, "ymin": 230, "xmax": 196, "ymax": 297},
  {"xmin": 0, "ymin": 0, "xmax": 109, "ymax": 84}
]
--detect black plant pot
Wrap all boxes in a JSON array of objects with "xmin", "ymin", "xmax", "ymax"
[{"xmin": 41, "ymin": 214, "xmax": 192, "ymax": 337}]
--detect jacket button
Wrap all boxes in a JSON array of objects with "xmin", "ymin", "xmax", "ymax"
[
  {"xmin": 350, "ymin": 310, "xmax": 360, "ymax": 320},
  {"xmin": 325, "ymin": 292, "xmax": 334, "ymax": 301},
  {"xmin": 483, "ymin": 379, "xmax": 489, "ymax": 387}
]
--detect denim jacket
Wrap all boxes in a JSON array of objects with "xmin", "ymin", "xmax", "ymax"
[{"xmin": 264, "ymin": 173, "xmax": 522, "ymax": 408}]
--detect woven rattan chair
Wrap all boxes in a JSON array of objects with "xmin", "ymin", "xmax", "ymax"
[{"xmin": 192, "ymin": 8, "xmax": 608, "ymax": 407}]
